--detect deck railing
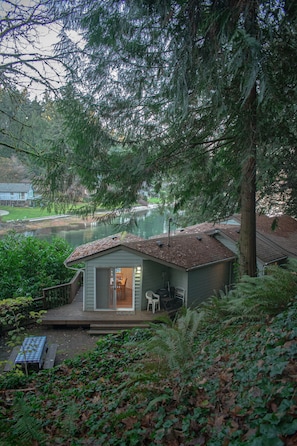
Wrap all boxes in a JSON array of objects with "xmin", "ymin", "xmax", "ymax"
[
  {"xmin": 0, "ymin": 272, "xmax": 83, "ymax": 333},
  {"xmin": 40, "ymin": 270, "xmax": 83, "ymax": 310}
]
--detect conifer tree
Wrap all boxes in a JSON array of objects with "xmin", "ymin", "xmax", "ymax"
[{"xmin": 47, "ymin": 0, "xmax": 297, "ymax": 277}]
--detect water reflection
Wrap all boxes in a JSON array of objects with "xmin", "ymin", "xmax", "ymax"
[{"xmin": 35, "ymin": 208, "xmax": 171, "ymax": 247}]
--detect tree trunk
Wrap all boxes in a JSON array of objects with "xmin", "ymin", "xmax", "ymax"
[
  {"xmin": 239, "ymin": 76, "xmax": 257, "ymax": 277},
  {"xmin": 238, "ymin": 1, "xmax": 259, "ymax": 278},
  {"xmin": 239, "ymin": 151, "xmax": 257, "ymax": 277}
]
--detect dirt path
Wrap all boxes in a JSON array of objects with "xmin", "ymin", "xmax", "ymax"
[{"xmin": 0, "ymin": 326, "xmax": 101, "ymax": 372}]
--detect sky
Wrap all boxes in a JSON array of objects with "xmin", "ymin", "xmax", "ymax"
[{"xmin": 0, "ymin": 1, "xmax": 65, "ymax": 99}]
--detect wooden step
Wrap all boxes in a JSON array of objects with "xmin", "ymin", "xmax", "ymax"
[
  {"xmin": 88, "ymin": 329, "xmax": 124, "ymax": 335},
  {"xmin": 88, "ymin": 322, "xmax": 151, "ymax": 335},
  {"xmin": 90, "ymin": 323, "xmax": 150, "ymax": 329}
]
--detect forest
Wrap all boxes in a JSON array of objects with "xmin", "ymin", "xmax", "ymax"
[
  {"xmin": 1, "ymin": 0, "xmax": 297, "ymax": 277},
  {"xmin": 1, "ymin": 1, "xmax": 297, "ymax": 444}
]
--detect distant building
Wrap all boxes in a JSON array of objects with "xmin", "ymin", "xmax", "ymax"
[{"xmin": 0, "ymin": 183, "xmax": 34, "ymax": 206}]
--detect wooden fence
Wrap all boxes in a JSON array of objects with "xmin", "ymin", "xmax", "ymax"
[
  {"xmin": 39, "ymin": 270, "xmax": 83, "ymax": 310},
  {"xmin": 0, "ymin": 272, "xmax": 83, "ymax": 333}
]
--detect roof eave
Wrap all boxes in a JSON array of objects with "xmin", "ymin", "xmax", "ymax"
[
  {"xmin": 65, "ymin": 245, "xmax": 123, "ymax": 266},
  {"xmin": 186, "ymin": 256, "xmax": 237, "ymax": 272},
  {"xmin": 262, "ymin": 255, "xmax": 288, "ymax": 266}
]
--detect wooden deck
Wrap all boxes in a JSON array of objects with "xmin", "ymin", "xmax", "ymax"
[{"xmin": 41, "ymin": 288, "xmax": 168, "ymax": 333}]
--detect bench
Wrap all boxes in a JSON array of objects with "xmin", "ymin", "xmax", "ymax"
[
  {"xmin": 43, "ymin": 343, "xmax": 58, "ymax": 369},
  {"xmin": 4, "ymin": 346, "xmax": 20, "ymax": 372}
]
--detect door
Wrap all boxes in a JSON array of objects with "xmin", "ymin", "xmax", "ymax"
[
  {"xmin": 95, "ymin": 267, "xmax": 134, "ymax": 310},
  {"xmin": 95, "ymin": 268, "xmax": 115, "ymax": 310}
]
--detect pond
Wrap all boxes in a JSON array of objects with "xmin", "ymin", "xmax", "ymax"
[{"xmin": 29, "ymin": 208, "xmax": 173, "ymax": 247}]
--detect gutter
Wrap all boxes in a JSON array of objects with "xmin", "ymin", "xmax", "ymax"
[{"xmin": 186, "ymin": 255, "xmax": 237, "ymax": 272}]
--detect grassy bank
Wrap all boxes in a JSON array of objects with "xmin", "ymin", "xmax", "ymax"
[
  {"xmin": 0, "ymin": 202, "xmax": 159, "ymax": 223},
  {"xmin": 0, "ymin": 206, "xmax": 60, "ymax": 222}
]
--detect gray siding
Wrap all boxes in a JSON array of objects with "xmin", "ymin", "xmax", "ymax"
[
  {"xmin": 84, "ymin": 264, "xmax": 95, "ymax": 311},
  {"xmin": 84, "ymin": 250, "xmax": 143, "ymax": 311},
  {"xmin": 187, "ymin": 261, "xmax": 232, "ymax": 308},
  {"xmin": 142, "ymin": 261, "xmax": 188, "ymax": 308},
  {"xmin": 134, "ymin": 267, "xmax": 142, "ymax": 311},
  {"xmin": 142, "ymin": 261, "xmax": 170, "ymax": 310},
  {"xmin": 169, "ymin": 269, "xmax": 188, "ymax": 304}
]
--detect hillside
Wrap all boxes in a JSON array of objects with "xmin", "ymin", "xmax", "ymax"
[
  {"xmin": 0, "ymin": 156, "xmax": 31, "ymax": 183},
  {"xmin": 1, "ymin": 296, "xmax": 297, "ymax": 445}
]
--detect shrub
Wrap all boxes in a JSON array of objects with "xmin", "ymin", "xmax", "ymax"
[
  {"xmin": 199, "ymin": 259, "xmax": 297, "ymax": 324},
  {"xmin": 0, "ymin": 232, "xmax": 73, "ymax": 300}
]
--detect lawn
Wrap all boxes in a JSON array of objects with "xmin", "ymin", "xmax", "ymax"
[
  {"xmin": 0, "ymin": 202, "xmax": 159, "ymax": 222},
  {"xmin": 0, "ymin": 206, "xmax": 59, "ymax": 222},
  {"xmin": 0, "ymin": 204, "xmax": 89, "ymax": 222}
]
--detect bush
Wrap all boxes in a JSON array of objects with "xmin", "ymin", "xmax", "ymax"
[
  {"xmin": 0, "ymin": 232, "xmax": 74, "ymax": 300},
  {"xmin": 199, "ymin": 259, "xmax": 297, "ymax": 324}
]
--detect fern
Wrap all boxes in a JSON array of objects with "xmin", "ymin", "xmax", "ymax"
[
  {"xmin": 144, "ymin": 393, "xmax": 172, "ymax": 414},
  {"xmin": 62, "ymin": 401, "xmax": 80, "ymax": 437},
  {"xmin": 12, "ymin": 396, "xmax": 46, "ymax": 445},
  {"xmin": 199, "ymin": 259, "xmax": 297, "ymax": 325},
  {"xmin": 146, "ymin": 309, "xmax": 203, "ymax": 372}
]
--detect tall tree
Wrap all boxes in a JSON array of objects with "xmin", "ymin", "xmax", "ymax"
[
  {"xmin": 0, "ymin": 0, "xmax": 74, "ymax": 161},
  {"xmin": 45, "ymin": 0, "xmax": 297, "ymax": 277},
  {"xmin": 0, "ymin": 0, "xmax": 66, "ymax": 94}
]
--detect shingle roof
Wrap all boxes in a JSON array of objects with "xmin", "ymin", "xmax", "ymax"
[
  {"xmin": 222, "ymin": 214, "xmax": 297, "ymax": 260},
  {"xmin": 123, "ymin": 233, "xmax": 236, "ymax": 270},
  {"xmin": 217, "ymin": 227, "xmax": 288, "ymax": 264},
  {"xmin": 0, "ymin": 183, "xmax": 31, "ymax": 193},
  {"xmin": 65, "ymin": 233, "xmax": 143, "ymax": 265},
  {"xmin": 65, "ymin": 230, "xmax": 236, "ymax": 270},
  {"xmin": 256, "ymin": 215, "xmax": 297, "ymax": 258},
  {"xmin": 65, "ymin": 214, "xmax": 297, "ymax": 269}
]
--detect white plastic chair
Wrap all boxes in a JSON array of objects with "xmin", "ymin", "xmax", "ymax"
[{"xmin": 145, "ymin": 290, "xmax": 160, "ymax": 313}]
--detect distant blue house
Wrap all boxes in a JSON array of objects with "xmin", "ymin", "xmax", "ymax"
[{"xmin": 0, "ymin": 183, "xmax": 35, "ymax": 206}]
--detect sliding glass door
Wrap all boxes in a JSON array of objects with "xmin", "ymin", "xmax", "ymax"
[
  {"xmin": 95, "ymin": 268, "xmax": 115, "ymax": 310},
  {"xmin": 95, "ymin": 267, "xmax": 134, "ymax": 310}
]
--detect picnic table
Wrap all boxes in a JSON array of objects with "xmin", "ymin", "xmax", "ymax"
[
  {"xmin": 15, "ymin": 336, "xmax": 47, "ymax": 370},
  {"xmin": 4, "ymin": 336, "xmax": 58, "ymax": 372}
]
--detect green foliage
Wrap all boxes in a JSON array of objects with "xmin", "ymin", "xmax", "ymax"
[
  {"xmin": 200, "ymin": 259, "xmax": 297, "ymax": 325},
  {"xmin": 40, "ymin": 1, "xmax": 297, "ymax": 221},
  {"xmin": 0, "ymin": 232, "xmax": 73, "ymax": 300},
  {"xmin": 146, "ymin": 309, "xmax": 202, "ymax": 372},
  {"xmin": 0, "ymin": 296, "xmax": 47, "ymax": 375},
  {"xmin": 0, "ymin": 296, "xmax": 34, "ymax": 330},
  {"xmin": 138, "ymin": 309, "xmax": 204, "ymax": 401},
  {"xmin": 10, "ymin": 396, "xmax": 46, "ymax": 445},
  {"xmin": 1, "ymin": 299, "xmax": 297, "ymax": 445},
  {"xmin": 37, "ymin": 0, "xmax": 297, "ymax": 277},
  {"xmin": 0, "ymin": 367, "xmax": 28, "ymax": 390}
]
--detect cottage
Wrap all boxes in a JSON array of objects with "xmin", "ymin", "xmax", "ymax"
[
  {"xmin": 0, "ymin": 182, "xmax": 34, "ymax": 206},
  {"xmin": 65, "ymin": 230, "xmax": 236, "ymax": 312},
  {"xmin": 64, "ymin": 214, "xmax": 297, "ymax": 315}
]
